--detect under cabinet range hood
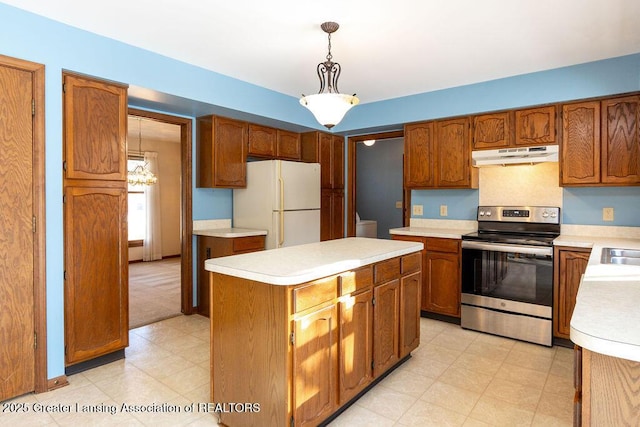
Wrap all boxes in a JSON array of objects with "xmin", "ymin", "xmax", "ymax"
[{"xmin": 472, "ymin": 145, "xmax": 559, "ymax": 167}]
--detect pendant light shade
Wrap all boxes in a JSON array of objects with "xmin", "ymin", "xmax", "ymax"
[{"xmin": 300, "ymin": 22, "xmax": 359, "ymax": 129}]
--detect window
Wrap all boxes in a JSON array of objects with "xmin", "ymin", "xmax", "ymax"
[{"xmin": 128, "ymin": 157, "xmax": 146, "ymax": 245}]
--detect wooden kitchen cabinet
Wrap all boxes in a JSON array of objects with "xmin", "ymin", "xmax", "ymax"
[
  {"xmin": 392, "ymin": 235, "xmax": 461, "ymax": 318},
  {"xmin": 404, "ymin": 122, "xmax": 435, "ymax": 188},
  {"xmin": 561, "ymin": 95, "xmax": 639, "ymax": 186},
  {"xmin": 302, "ymin": 131, "xmax": 345, "ymax": 240},
  {"xmin": 196, "ymin": 234, "xmax": 265, "ymax": 317},
  {"xmin": 248, "ymin": 124, "xmax": 301, "ymax": 160},
  {"xmin": 472, "ymin": 111, "xmax": 511, "ymax": 150},
  {"xmin": 62, "ymin": 72, "xmax": 129, "ymax": 367},
  {"xmin": 210, "ymin": 251, "xmax": 421, "ymax": 426},
  {"xmin": 196, "ymin": 115, "xmax": 247, "ymax": 188},
  {"xmin": 514, "ymin": 105, "xmax": 557, "ymax": 146},
  {"xmin": 404, "ymin": 119, "xmax": 476, "ymax": 189},
  {"xmin": 577, "ymin": 347, "xmax": 640, "ymax": 426},
  {"xmin": 601, "ymin": 95, "xmax": 640, "ymax": 185},
  {"xmin": 553, "ymin": 246, "xmax": 591, "ymax": 340}
]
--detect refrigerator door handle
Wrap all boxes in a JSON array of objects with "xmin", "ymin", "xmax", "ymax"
[{"xmin": 278, "ymin": 174, "xmax": 285, "ymax": 247}]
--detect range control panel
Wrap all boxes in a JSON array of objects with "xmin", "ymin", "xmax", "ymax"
[{"xmin": 477, "ymin": 206, "xmax": 560, "ymax": 224}]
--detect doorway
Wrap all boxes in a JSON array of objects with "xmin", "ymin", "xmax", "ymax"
[
  {"xmin": 347, "ymin": 131, "xmax": 406, "ymax": 237},
  {"xmin": 127, "ymin": 109, "xmax": 193, "ymax": 325}
]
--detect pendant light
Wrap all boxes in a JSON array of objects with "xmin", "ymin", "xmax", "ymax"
[
  {"xmin": 300, "ymin": 22, "xmax": 359, "ymax": 129},
  {"xmin": 127, "ymin": 118, "xmax": 158, "ymax": 186}
]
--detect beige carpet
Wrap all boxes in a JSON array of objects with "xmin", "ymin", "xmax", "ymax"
[{"xmin": 129, "ymin": 257, "xmax": 182, "ymax": 329}]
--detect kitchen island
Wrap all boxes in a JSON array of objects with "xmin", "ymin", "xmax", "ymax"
[{"xmin": 204, "ymin": 237, "xmax": 423, "ymax": 427}]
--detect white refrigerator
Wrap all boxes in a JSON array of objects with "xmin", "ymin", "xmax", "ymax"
[{"xmin": 233, "ymin": 160, "xmax": 321, "ymax": 249}]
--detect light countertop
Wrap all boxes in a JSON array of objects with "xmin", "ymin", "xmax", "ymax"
[
  {"xmin": 569, "ymin": 236, "xmax": 640, "ymax": 362},
  {"xmin": 193, "ymin": 228, "xmax": 267, "ymax": 238},
  {"xmin": 389, "ymin": 226, "xmax": 475, "ymax": 240},
  {"xmin": 204, "ymin": 237, "xmax": 423, "ymax": 286}
]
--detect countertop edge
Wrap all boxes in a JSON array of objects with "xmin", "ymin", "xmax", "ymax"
[
  {"xmin": 570, "ymin": 325, "xmax": 640, "ymax": 363},
  {"xmin": 193, "ymin": 228, "xmax": 268, "ymax": 238},
  {"xmin": 389, "ymin": 226, "xmax": 474, "ymax": 239}
]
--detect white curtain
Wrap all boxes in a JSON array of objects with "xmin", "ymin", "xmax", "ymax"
[{"xmin": 143, "ymin": 151, "xmax": 163, "ymax": 261}]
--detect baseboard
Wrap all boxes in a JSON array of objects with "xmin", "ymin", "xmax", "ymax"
[
  {"xmin": 46, "ymin": 375, "xmax": 69, "ymax": 392},
  {"xmin": 64, "ymin": 349, "xmax": 125, "ymax": 376}
]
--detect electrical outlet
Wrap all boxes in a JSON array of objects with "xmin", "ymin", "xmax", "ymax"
[
  {"xmin": 440, "ymin": 205, "xmax": 448, "ymax": 217},
  {"xmin": 395, "ymin": 201, "xmax": 402, "ymax": 209},
  {"xmin": 412, "ymin": 204, "xmax": 423, "ymax": 216},
  {"xmin": 603, "ymin": 207, "xmax": 614, "ymax": 222}
]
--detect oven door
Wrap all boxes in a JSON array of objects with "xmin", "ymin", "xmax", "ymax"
[{"xmin": 461, "ymin": 241, "xmax": 553, "ymax": 308}]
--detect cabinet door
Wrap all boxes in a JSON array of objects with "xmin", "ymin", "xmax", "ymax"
[
  {"xmin": 425, "ymin": 251, "xmax": 460, "ymax": 317},
  {"xmin": 293, "ymin": 304, "xmax": 338, "ymax": 427},
  {"xmin": 247, "ymin": 123, "xmax": 276, "ymax": 157},
  {"xmin": 332, "ymin": 135, "xmax": 345, "ymax": 189},
  {"xmin": 514, "ymin": 106, "xmax": 557, "ymax": 146},
  {"xmin": 64, "ymin": 185, "xmax": 128, "ymax": 365},
  {"xmin": 554, "ymin": 248, "xmax": 591, "ymax": 339},
  {"xmin": 404, "ymin": 122, "xmax": 435, "ymax": 188},
  {"xmin": 319, "ymin": 132, "xmax": 334, "ymax": 188},
  {"xmin": 601, "ymin": 96, "xmax": 640, "ymax": 185},
  {"xmin": 63, "ymin": 73, "xmax": 128, "ymax": 181},
  {"xmin": 400, "ymin": 271, "xmax": 421, "ymax": 358},
  {"xmin": 339, "ymin": 289, "xmax": 373, "ymax": 405},
  {"xmin": 320, "ymin": 189, "xmax": 344, "ymax": 241},
  {"xmin": 373, "ymin": 279, "xmax": 400, "ymax": 377},
  {"xmin": 277, "ymin": 129, "xmax": 301, "ymax": 160},
  {"xmin": 213, "ymin": 117, "xmax": 248, "ymax": 187},
  {"xmin": 472, "ymin": 112, "xmax": 511, "ymax": 150},
  {"xmin": 436, "ymin": 117, "xmax": 472, "ymax": 188},
  {"xmin": 561, "ymin": 101, "xmax": 601, "ymax": 186}
]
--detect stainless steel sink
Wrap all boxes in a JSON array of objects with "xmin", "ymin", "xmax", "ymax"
[{"xmin": 601, "ymin": 247, "xmax": 640, "ymax": 266}]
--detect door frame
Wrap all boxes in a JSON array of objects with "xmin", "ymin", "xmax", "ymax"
[
  {"xmin": 127, "ymin": 108, "xmax": 194, "ymax": 314},
  {"xmin": 0, "ymin": 54, "xmax": 47, "ymax": 393},
  {"xmin": 346, "ymin": 131, "xmax": 404, "ymax": 237}
]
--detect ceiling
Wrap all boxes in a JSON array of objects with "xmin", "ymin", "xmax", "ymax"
[
  {"xmin": 5, "ymin": 0, "xmax": 640, "ymax": 107},
  {"xmin": 127, "ymin": 116, "xmax": 181, "ymax": 146}
]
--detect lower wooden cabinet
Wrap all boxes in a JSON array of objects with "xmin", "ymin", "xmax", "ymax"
[
  {"xmin": 321, "ymin": 188, "xmax": 345, "ymax": 240},
  {"xmin": 210, "ymin": 252, "xmax": 421, "ymax": 426},
  {"xmin": 553, "ymin": 246, "xmax": 591, "ymax": 339},
  {"xmin": 392, "ymin": 235, "xmax": 461, "ymax": 317},
  {"xmin": 576, "ymin": 346, "xmax": 640, "ymax": 426},
  {"xmin": 197, "ymin": 234, "xmax": 265, "ymax": 317}
]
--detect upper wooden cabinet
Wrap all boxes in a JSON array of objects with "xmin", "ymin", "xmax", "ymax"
[
  {"xmin": 197, "ymin": 115, "xmax": 247, "ymax": 188},
  {"xmin": 561, "ymin": 95, "xmax": 640, "ymax": 186},
  {"xmin": 601, "ymin": 95, "xmax": 640, "ymax": 185},
  {"xmin": 276, "ymin": 129, "xmax": 301, "ymax": 160},
  {"xmin": 472, "ymin": 112, "xmax": 511, "ymax": 150},
  {"xmin": 248, "ymin": 124, "xmax": 301, "ymax": 160},
  {"xmin": 63, "ymin": 73, "xmax": 128, "ymax": 181},
  {"xmin": 404, "ymin": 119, "xmax": 476, "ymax": 189},
  {"xmin": 301, "ymin": 131, "xmax": 344, "ymax": 188},
  {"xmin": 515, "ymin": 105, "xmax": 557, "ymax": 146},
  {"xmin": 404, "ymin": 122, "xmax": 435, "ymax": 188},
  {"xmin": 561, "ymin": 101, "xmax": 601, "ymax": 185}
]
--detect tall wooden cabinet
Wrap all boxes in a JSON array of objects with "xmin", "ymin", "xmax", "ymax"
[
  {"xmin": 62, "ymin": 72, "xmax": 129, "ymax": 366},
  {"xmin": 302, "ymin": 131, "xmax": 345, "ymax": 240}
]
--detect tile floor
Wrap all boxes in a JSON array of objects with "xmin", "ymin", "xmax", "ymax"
[{"xmin": 0, "ymin": 315, "xmax": 573, "ymax": 426}]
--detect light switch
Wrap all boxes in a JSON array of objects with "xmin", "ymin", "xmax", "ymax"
[
  {"xmin": 603, "ymin": 207, "xmax": 614, "ymax": 222},
  {"xmin": 440, "ymin": 205, "xmax": 448, "ymax": 217},
  {"xmin": 412, "ymin": 204, "xmax": 423, "ymax": 216},
  {"xmin": 395, "ymin": 201, "xmax": 402, "ymax": 209}
]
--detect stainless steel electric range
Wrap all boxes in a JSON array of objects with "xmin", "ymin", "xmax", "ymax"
[{"xmin": 461, "ymin": 206, "xmax": 560, "ymax": 346}]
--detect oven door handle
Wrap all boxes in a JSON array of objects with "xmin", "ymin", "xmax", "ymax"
[{"xmin": 461, "ymin": 241, "xmax": 553, "ymax": 256}]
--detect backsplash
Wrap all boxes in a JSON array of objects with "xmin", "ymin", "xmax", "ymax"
[{"xmin": 479, "ymin": 162, "xmax": 562, "ymax": 208}]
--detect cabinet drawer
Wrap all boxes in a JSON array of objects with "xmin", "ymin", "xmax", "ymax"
[
  {"xmin": 374, "ymin": 257, "xmax": 400, "ymax": 284},
  {"xmin": 401, "ymin": 252, "xmax": 421, "ymax": 274},
  {"xmin": 232, "ymin": 235, "xmax": 265, "ymax": 253},
  {"xmin": 426, "ymin": 238, "xmax": 459, "ymax": 254},
  {"xmin": 340, "ymin": 266, "xmax": 373, "ymax": 295},
  {"xmin": 292, "ymin": 276, "xmax": 338, "ymax": 313}
]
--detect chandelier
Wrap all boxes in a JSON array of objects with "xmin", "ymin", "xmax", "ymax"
[
  {"xmin": 127, "ymin": 118, "xmax": 158, "ymax": 186},
  {"xmin": 300, "ymin": 22, "xmax": 359, "ymax": 129}
]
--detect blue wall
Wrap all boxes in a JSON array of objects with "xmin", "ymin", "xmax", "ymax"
[
  {"xmin": 1, "ymin": 3, "xmax": 640, "ymax": 380},
  {"xmin": 563, "ymin": 188, "xmax": 640, "ymax": 226},
  {"xmin": 356, "ymin": 139, "xmax": 404, "ymax": 238}
]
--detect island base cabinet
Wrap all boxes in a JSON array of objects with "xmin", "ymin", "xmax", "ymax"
[{"xmin": 580, "ymin": 348, "xmax": 640, "ymax": 426}]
